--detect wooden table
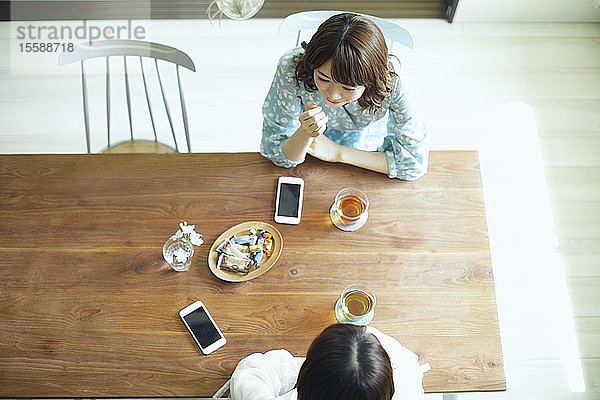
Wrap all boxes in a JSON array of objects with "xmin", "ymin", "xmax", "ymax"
[{"xmin": 0, "ymin": 151, "xmax": 505, "ymax": 397}]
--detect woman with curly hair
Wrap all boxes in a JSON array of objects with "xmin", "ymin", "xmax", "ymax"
[{"xmin": 261, "ymin": 13, "xmax": 428, "ymax": 180}]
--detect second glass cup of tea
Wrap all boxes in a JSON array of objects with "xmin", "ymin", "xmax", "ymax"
[
  {"xmin": 334, "ymin": 284, "xmax": 376, "ymax": 326},
  {"xmin": 329, "ymin": 187, "xmax": 369, "ymax": 231}
]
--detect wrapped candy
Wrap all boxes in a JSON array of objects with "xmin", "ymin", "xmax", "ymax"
[
  {"xmin": 251, "ymin": 251, "xmax": 264, "ymax": 266},
  {"xmin": 215, "ymin": 228, "xmax": 274, "ymax": 274},
  {"xmin": 217, "ymin": 253, "xmax": 252, "ymax": 273},
  {"xmin": 232, "ymin": 235, "xmax": 258, "ymax": 246},
  {"xmin": 217, "ymin": 238, "xmax": 251, "ymax": 260}
]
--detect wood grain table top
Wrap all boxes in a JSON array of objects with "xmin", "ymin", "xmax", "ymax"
[{"xmin": 0, "ymin": 151, "xmax": 505, "ymax": 397}]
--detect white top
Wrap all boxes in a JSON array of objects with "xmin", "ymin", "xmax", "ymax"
[{"xmin": 226, "ymin": 327, "xmax": 430, "ymax": 400}]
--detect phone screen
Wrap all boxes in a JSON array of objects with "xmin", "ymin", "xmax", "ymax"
[
  {"xmin": 277, "ymin": 183, "xmax": 301, "ymax": 217},
  {"xmin": 183, "ymin": 306, "xmax": 223, "ymax": 349}
]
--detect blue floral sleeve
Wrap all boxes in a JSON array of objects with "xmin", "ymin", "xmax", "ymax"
[
  {"xmin": 260, "ymin": 49, "xmax": 304, "ymax": 168},
  {"xmin": 381, "ymin": 75, "xmax": 429, "ymax": 180}
]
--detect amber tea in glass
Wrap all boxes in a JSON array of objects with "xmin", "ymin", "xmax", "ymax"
[
  {"xmin": 343, "ymin": 289, "xmax": 373, "ymax": 317},
  {"xmin": 330, "ymin": 188, "xmax": 369, "ymax": 231},
  {"xmin": 337, "ymin": 194, "xmax": 367, "ymax": 223},
  {"xmin": 335, "ymin": 284, "xmax": 376, "ymax": 325}
]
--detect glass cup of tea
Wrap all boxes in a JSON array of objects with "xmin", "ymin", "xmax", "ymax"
[
  {"xmin": 329, "ymin": 187, "xmax": 369, "ymax": 231},
  {"xmin": 334, "ymin": 284, "xmax": 376, "ymax": 325}
]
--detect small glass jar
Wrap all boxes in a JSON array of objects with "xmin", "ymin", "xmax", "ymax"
[{"xmin": 162, "ymin": 237, "xmax": 194, "ymax": 272}]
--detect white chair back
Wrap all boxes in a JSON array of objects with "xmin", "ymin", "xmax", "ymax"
[
  {"xmin": 59, "ymin": 40, "xmax": 195, "ymax": 153},
  {"xmin": 278, "ymin": 10, "xmax": 414, "ymax": 52}
]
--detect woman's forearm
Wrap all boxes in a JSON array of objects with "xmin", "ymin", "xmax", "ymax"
[
  {"xmin": 339, "ymin": 147, "xmax": 389, "ymax": 175},
  {"xmin": 282, "ymin": 128, "xmax": 314, "ymax": 162}
]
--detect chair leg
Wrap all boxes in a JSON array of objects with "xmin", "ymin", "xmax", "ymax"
[
  {"xmin": 177, "ymin": 66, "xmax": 192, "ymax": 152},
  {"xmin": 124, "ymin": 56, "xmax": 134, "ymax": 141},
  {"xmin": 156, "ymin": 59, "xmax": 179, "ymax": 152},
  {"xmin": 140, "ymin": 57, "xmax": 158, "ymax": 142},
  {"xmin": 80, "ymin": 60, "xmax": 91, "ymax": 154},
  {"xmin": 442, "ymin": 393, "xmax": 458, "ymax": 400}
]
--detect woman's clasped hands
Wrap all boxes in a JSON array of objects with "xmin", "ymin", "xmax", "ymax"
[
  {"xmin": 299, "ymin": 102, "xmax": 342, "ymax": 163},
  {"xmin": 298, "ymin": 101, "xmax": 328, "ymax": 138}
]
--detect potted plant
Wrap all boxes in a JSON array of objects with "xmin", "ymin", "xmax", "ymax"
[{"xmin": 207, "ymin": 0, "xmax": 266, "ymax": 20}]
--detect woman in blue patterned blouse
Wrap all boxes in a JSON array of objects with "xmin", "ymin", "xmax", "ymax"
[{"xmin": 260, "ymin": 12, "xmax": 429, "ymax": 181}]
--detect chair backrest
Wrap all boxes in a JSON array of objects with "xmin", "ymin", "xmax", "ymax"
[
  {"xmin": 59, "ymin": 39, "xmax": 196, "ymax": 153},
  {"xmin": 278, "ymin": 11, "xmax": 414, "ymax": 52}
]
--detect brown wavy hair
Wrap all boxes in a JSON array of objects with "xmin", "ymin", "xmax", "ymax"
[
  {"xmin": 296, "ymin": 324, "xmax": 394, "ymax": 400},
  {"xmin": 294, "ymin": 13, "xmax": 396, "ymax": 113}
]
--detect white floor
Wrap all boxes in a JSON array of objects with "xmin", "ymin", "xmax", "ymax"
[{"xmin": 1, "ymin": 18, "xmax": 599, "ymax": 399}]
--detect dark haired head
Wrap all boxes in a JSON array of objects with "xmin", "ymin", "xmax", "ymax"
[
  {"xmin": 294, "ymin": 13, "xmax": 396, "ymax": 113},
  {"xmin": 296, "ymin": 324, "xmax": 394, "ymax": 400}
]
